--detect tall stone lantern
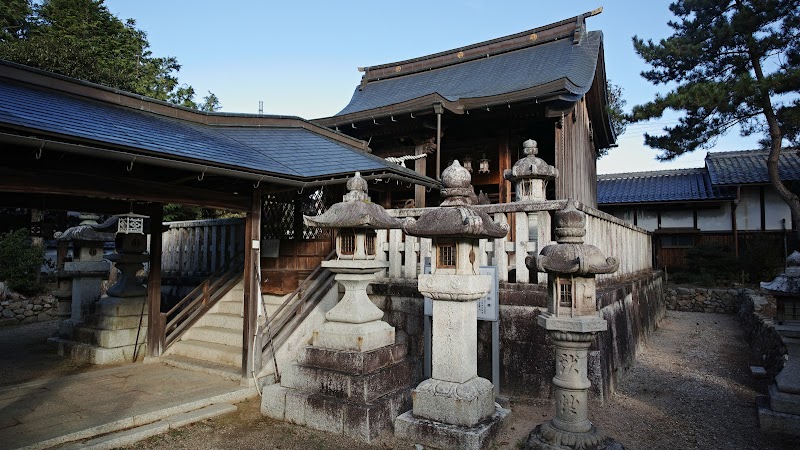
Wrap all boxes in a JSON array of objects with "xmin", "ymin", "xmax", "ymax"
[
  {"xmin": 395, "ymin": 161, "xmax": 510, "ymax": 450},
  {"xmin": 525, "ymin": 201, "xmax": 623, "ymax": 450},
  {"xmin": 303, "ymin": 172, "xmax": 402, "ymax": 352}
]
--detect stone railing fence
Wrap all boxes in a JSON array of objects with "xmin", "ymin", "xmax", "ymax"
[{"xmin": 380, "ymin": 200, "xmax": 652, "ymax": 284}]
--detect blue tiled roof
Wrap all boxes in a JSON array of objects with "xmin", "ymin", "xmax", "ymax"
[
  {"xmin": 597, "ymin": 168, "xmax": 735, "ymax": 205},
  {"xmin": 706, "ymin": 149, "xmax": 800, "ymax": 185},
  {"xmin": 334, "ymin": 31, "xmax": 603, "ymax": 117},
  {"xmin": 0, "ymin": 79, "xmax": 394, "ymax": 180}
]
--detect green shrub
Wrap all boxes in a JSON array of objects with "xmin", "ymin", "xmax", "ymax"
[
  {"xmin": 0, "ymin": 229, "xmax": 44, "ymax": 295},
  {"xmin": 670, "ymin": 244, "xmax": 740, "ymax": 286}
]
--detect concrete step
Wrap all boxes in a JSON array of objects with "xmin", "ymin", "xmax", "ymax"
[
  {"xmin": 215, "ymin": 300, "xmax": 243, "ymax": 316},
  {"xmin": 160, "ymin": 355, "xmax": 242, "ymax": 382},
  {"xmin": 183, "ymin": 326, "xmax": 241, "ymax": 347},
  {"xmin": 169, "ymin": 340, "xmax": 242, "ymax": 367},
  {"xmin": 196, "ymin": 312, "xmax": 242, "ymax": 331}
]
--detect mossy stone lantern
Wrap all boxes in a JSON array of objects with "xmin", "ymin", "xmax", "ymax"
[
  {"xmin": 524, "ymin": 201, "xmax": 623, "ymax": 450},
  {"xmin": 303, "ymin": 172, "xmax": 402, "ymax": 353}
]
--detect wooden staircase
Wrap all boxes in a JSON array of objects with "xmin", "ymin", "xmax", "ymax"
[{"xmin": 160, "ymin": 265, "xmax": 245, "ymax": 381}]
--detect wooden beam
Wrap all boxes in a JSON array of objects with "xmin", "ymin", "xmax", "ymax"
[
  {"xmin": 147, "ymin": 203, "xmax": 165, "ymax": 358},
  {"xmin": 0, "ymin": 167, "xmax": 250, "ymax": 211}
]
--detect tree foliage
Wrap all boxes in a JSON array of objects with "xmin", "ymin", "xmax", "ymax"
[
  {"xmin": 0, "ymin": 229, "xmax": 43, "ymax": 295},
  {"xmin": 599, "ymin": 80, "xmax": 628, "ymax": 158},
  {"xmin": 631, "ymin": 0, "xmax": 800, "ymax": 241},
  {"xmin": 0, "ymin": 0, "xmax": 219, "ymax": 110}
]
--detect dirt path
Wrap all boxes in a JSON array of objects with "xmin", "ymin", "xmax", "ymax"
[{"xmin": 120, "ymin": 310, "xmax": 794, "ymax": 450}]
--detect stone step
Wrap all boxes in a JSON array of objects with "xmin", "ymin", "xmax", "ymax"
[
  {"xmin": 183, "ymin": 326, "xmax": 242, "ymax": 347},
  {"xmin": 215, "ymin": 300, "xmax": 243, "ymax": 316},
  {"xmin": 196, "ymin": 312, "xmax": 242, "ymax": 331},
  {"xmin": 49, "ymin": 337, "xmax": 146, "ymax": 365},
  {"xmin": 160, "ymin": 354, "xmax": 242, "ymax": 382},
  {"xmin": 169, "ymin": 340, "xmax": 241, "ymax": 367}
]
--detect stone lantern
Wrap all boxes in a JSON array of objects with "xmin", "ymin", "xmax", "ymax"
[
  {"xmin": 303, "ymin": 172, "xmax": 401, "ymax": 352},
  {"xmin": 758, "ymin": 251, "xmax": 800, "ymax": 435},
  {"xmin": 262, "ymin": 172, "xmax": 413, "ymax": 443},
  {"xmin": 503, "ymin": 139, "xmax": 558, "ymax": 202},
  {"xmin": 525, "ymin": 201, "xmax": 622, "ymax": 450},
  {"xmin": 395, "ymin": 161, "xmax": 509, "ymax": 450}
]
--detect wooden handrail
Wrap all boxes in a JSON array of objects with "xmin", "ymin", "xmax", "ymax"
[
  {"xmin": 259, "ymin": 250, "xmax": 337, "ymax": 357},
  {"xmin": 164, "ymin": 258, "xmax": 239, "ymax": 317}
]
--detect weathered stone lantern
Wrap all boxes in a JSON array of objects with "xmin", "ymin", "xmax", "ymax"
[
  {"xmin": 758, "ymin": 251, "xmax": 800, "ymax": 435},
  {"xmin": 262, "ymin": 172, "xmax": 412, "ymax": 442},
  {"xmin": 503, "ymin": 139, "xmax": 558, "ymax": 202},
  {"xmin": 525, "ymin": 201, "xmax": 623, "ymax": 450},
  {"xmin": 395, "ymin": 160, "xmax": 509, "ymax": 450},
  {"xmin": 303, "ymin": 172, "xmax": 401, "ymax": 352},
  {"xmin": 106, "ymin": 213, "xmax": 149, "ymax": 298}
]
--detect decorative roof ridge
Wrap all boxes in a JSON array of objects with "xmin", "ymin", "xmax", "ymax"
[
  {"xmin": 598, "ymin": 167, "xmax": 707, "ymax": 180},
  {"xmin": 0, "ymin": 59, "xmax": 370, "ymax": 151},
  {"xmin": 358, "ymin": 8, "xmax": 602, "ymax": 83},
  {"xmin": 706, "ymin": 147, "xmax": 800, "ymax": 158}
]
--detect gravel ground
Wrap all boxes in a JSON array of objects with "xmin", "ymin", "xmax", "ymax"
[{"xmin": 1, "ymin": 312, "xmax": 795, "ymax": 449}]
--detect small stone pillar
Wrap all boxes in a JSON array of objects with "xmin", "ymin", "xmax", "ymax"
[
  {"xmin": 758, "ymin": 251, "xmax": 800, "ymax": 435},
  {"xmin": 524, "ymin": 201, "xmax": 623, "ymax": 450},
  {"xmin": 395, "ymin": 161, "xmax": 510, "ymax": 450},
  {"xmin": 262, "ymin": 173, "xmax": 414, "ymax": 442},
  {"xmin": 504, "ymin": 139, "xmax": 558, "ymax": 283}
]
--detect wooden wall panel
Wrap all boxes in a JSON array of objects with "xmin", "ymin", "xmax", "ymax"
[{"xmin": 554, "ymin": 101, "xmax": 597, "ymax": 207}]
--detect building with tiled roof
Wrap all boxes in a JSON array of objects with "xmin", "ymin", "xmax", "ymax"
[
  {"xmin": 314, "ymin": 8, "xmax": 613, "ymax": 208},
  {"xmin": 598, "ymin": 149, "xmax": 799, "ymax": 271}
]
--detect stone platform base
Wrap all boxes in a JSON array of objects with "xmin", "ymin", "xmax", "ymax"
[
  {"xmin": 758, "ymin": 395, "xmax": 800, "ymax": 436},
  {"xmin": 524, "ymin": 423, "xmax": 625, "ymax": 450},
  {"xmin": 49, "ymin": 337, "xmax": 146, "ymax": 364},
  {"xmin": 394, "ymin": 404, "xmax": 509, "ymax": 450},
  {"xmin": 262, "ymin": 385, "xmax": 410, "ymax": 442}
]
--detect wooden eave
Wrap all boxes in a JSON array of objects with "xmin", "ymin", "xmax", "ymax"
[{"xmin": 585, "ymin": 42, "xmax": 616, "ymax": 150}]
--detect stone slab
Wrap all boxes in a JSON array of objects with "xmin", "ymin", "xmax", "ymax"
[
  {"xmin": 74, "ymin": 326, "xmax": 148, "ymax": 348},
  {"xmin": 432, "ymin": 300, "xmax": 478, "ymax": 384},
  {"xmin": 775, "ymin": 358, "xmax": 800, "ymax": 394},
  {"xmin": 166, "ymin": 403, "xmax": 238, "ymax": 429},
  {"xmin": 83, "ymin": 314, "xmax": 146, "ymax": 330},
  {"xmin": 394, "ymin": 403, "xmax": 509, "ymax": 450},
  {"xmin": 770, "ymin": 384, "xmax": 800, "ymax": 415},
  {"xmin": 538, "ymin": 313, "xmax": 608, "ymax": 333},
  {"xmin": 412, "ymin": 377, "xmax": 495, "ymax": 427},
  {"xmin": 298, "ymin": 343, "xmax": 408, "ymax": 375},
  {"xmin": 94, "ymin": 296, "xmax": 148, "ymax": 317},
  {"xmin": 312, "ymin": 320, "xmax": 395, "ymax": 352},
  {"xmin": 282, "ymin": 357, "xmax": 414, "ymax": 403},
  {"xmin": 758, "ymin": 395, "xmax": 800, "ymax": 436},
  {"xmin": 59, "ymin": 421, "xmax": 169, "ymax": 450}
]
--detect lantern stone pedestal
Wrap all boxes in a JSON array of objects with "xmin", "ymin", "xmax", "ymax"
[{"xmin": 262, "ymin": 172, "xmax": 414, "ymax": 442}]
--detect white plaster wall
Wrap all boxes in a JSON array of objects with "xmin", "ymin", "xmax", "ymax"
[
  {"xmin": 610, "ymin": 209, "xmax": 634, "ymax": 225},
  {"xmin": 697, "ymin": 203, "xmax": 732, "ymax": 231},
  {"xmin": 736, "ymin": 187, "xmax": 761, "ymax": 231},
  {"xmin": 660, "ymin": 210, "xmax": 693, "ymax": 228},
  {"xmin": 764, "ymin": 188, "xmax": 792, "ymax": 230},
  {"xmin": 636, "ymin": 210, "xmax": 658, "ymax": 232}
]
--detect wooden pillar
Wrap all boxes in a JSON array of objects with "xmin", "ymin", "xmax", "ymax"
[
  {"xmin": 242, "ymin": 188, "xmax": 262, "ymax": 379},
  {"xmin": 146, "ymin": 203, "xmax": 164, "ymax": 358},
  {"xmin": 414, "ymin": 143, "xmax": 427, "ymax": 208},
  {"xmin": 498, "ymin": 132, "xmax": 512, "ymax": 204}
]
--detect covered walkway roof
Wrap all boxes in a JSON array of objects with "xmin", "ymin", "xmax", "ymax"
[{"xmin": 0, "ymin": 60, "xmax": 438, "ymax": 212}]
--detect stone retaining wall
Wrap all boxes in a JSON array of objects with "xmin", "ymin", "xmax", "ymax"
[
  {"xmin": 368, "ymin": 270, "xmax": 666, "ymax": 402},
  {"xmin": 665, "ymin": 286, "xmax": 745, "ymax": 314},
  {"xmin": 738, "ymin": 290, "xmax": 786, "ymax": 379},
  {"xmin": 0, "ymin": 293, "xmax": 59, "ymax": 326}
]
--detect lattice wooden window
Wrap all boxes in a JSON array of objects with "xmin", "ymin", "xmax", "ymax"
[
  {"xmin": 365, "ymin": 230, "xmax": 376, "ymax": 256},
  {"xmin": 340, "ymin": 230, "xmax": 355, "ymax": 255},
  {"xmin": 262, "ymin": 187, "xmax": 333, "ymax": 240},
  {"xmin": 559, "ymin": 279, "xmax": 573, "ymax": 308},
  {"xmin": 437, "ymin": 241, "xmax": 456, "ymax": 269}
]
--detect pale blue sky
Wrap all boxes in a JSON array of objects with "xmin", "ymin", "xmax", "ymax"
[{"xmin": 103, "ymin": 0, "xmax": 760, "ymax": 174}]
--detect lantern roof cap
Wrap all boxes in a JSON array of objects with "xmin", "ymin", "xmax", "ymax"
[
  {"xmin": 760, "ymin": 250, "xmax": 800, "ymax": 295},
  {"xmin": 403, "ymin": 161, "xmax": 508, "ymax": 239},
  {"xmin": 527, "ymin": 201, "xmax": 618, "ymax": 275},
  {"xmin": 304, "ymin": 172, "xmax": 402, "ymax": 229}
]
